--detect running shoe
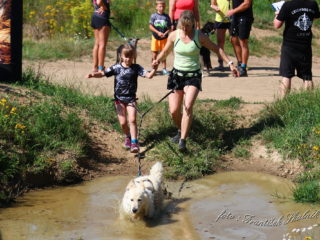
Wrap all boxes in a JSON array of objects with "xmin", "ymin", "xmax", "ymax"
[
  {"xmin": 178, "ymin": 139, "xmax": 187, "ymax": 152},
  {"xmin": 124, "ymin": 136, "xmax": 131, "ymax": 150},
  {"xmin": 162, "ymin": 69, "xmax": 170, "ymax": 75},
  {"xmin": 171, "ymin": 131, "xmax": 181, "ymax": 143},
  {"xmin": 239, "ymin": 67, "xmax": 248, "ymax": 77},
  {"xmin": 130, "ymin": 143, "xmax": 139, "ymax": 153}
]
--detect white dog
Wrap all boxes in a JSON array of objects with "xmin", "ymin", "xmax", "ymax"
[{"xmin": 121, "ymin": 162, "xmax": 163, "ymax": 220}]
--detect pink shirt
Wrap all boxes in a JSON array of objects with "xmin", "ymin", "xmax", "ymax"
[{"xmin": 173, "ymin": 0, "xmax": 195, "ymax": 20}]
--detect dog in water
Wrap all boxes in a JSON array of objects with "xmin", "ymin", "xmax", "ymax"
[
  {"xmin": 120, "ymin": 162, "xmax": 163, "ymax": 220},
  {"xmin": 116, "ymin": 38, "xmax": 140, "ymax": 64},
  {"xmin": 200, "ymin": 21, "xmax": 216, "ymax": 72}
]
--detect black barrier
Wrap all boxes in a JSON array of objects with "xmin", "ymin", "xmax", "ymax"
[{"xmin": 0, "ymin": 0, "xmax": 22, "ymax": 81}]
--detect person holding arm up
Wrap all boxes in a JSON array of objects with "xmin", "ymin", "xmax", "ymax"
[{"xmin": 153, "ymin": 10, "xmax": 239, "ymax": 152}]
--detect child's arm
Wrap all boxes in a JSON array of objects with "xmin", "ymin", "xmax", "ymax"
[
  {"xmin": 144, "ymin": 69, "xmax": 157, "ymax": 79},
  {"xmin": 149, "ymin": 24, "xmax": 164, "ymax": 38},
  {"xmin": 86, "ymin": 71, "xmax": 104, "ymax": 78}
]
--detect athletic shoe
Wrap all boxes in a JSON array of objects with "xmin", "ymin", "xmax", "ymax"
[
  {"xmin": 171, "ymin": 131, "xmax": 181, "ymax": 143},
  {"xmin": 178, "ymin": 139, "xmax": 187, "ymax": 152},
  {"xmin": 239, "ymin": 67, "xmax": 248, "ymax": 77},
  {"xmin": 130, "ymin": 143, "xmax": 139, "ymax": 153},
  {"xmin": 213, "ymin": 65, "xmax": 224, "ymax": 71},
  {"xmin": 124, "ymin": 136, "xmax": 131, "ymax": 150},
  {"xmin": 162, "ymin": 69, "xmax": 170, "ymax": 75}
]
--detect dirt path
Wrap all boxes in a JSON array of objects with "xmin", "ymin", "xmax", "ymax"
[{"xmin": 24, "ymin": 38, "xmax": 320, "ymax": 103}]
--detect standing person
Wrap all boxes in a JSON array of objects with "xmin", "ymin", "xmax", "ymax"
[
  {"xmin": 274, "ymin": 0, "xmax": 320, "ymax": 97},
  {"xmin": 211, "ymin": 0, "xmax": 232, "ymax": 71},
  {"xmin": 91, "ymin": 0, "xmax": 111, "ymax": 73},
  {"xmin": 149, "ymin": 0, "xmax": 172, "ymax": 75},
  {"xmin": 169, "ymin": 0, "xmax": 200, "ymax": 30},
  {"xmin": 87, "ymin": 44, "xmax": 157, "ymax": 153},
  {"xmin": 153, "ymin": 10, "xmax": 239, "ymax": 152},
  {"xmin": 226, "ymin": 0, "xmax": 253, "ymax": 77}
]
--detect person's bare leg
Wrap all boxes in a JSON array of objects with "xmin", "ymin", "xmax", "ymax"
[
  {"xmin": 216, "ymin": 28, "xmax": 227, "ymax": 64},
  {"xmin": 163, "ymin": 59, "xmax": 167, "ymax": 70},
  {"xmin": 168, "ymin": 90, "xmax": 184, "ymax": 130},
  {"xmin": 115, "ymin": 102, "xmax": 129, "ymax": 136},
  {"xmin": 98, "ymin": 26, "xmax": 110, "ymax": 70},
  {"xmin": 239, "ymin": 38, "xmax": 249, "ymax": 65},
  {"xmin": 180, "ymin": 86, "xmax": 199, "ymax": 140},
  {"xmin": 304, "ymin": 80, "xmax": 314, "ymax": 91},
  {"xmin": 93, "ymin": 29, "xmax": 99, "ymax": 72},
  {"xmin": 152, "ymin": 51, "xmax": 158, "ymax": 62},
  {"xmin": 127, "ymin": 103, "xmax": 138, "ymax": 140},
  {"xmin": 280, "ymin": 77, "xmax": 291, "ymax": 98},
  {"xmin": 231, "ymin": 36, "xmax": 242, "ymax": 64}
]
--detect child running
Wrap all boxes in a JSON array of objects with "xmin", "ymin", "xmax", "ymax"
[
  {"xmin": 87, "ymin": 43, "xmax": 157, "ymax": 153},
  {"xmin": 149, "ymin": 0, "xmax": 172, "ymax": 75}
]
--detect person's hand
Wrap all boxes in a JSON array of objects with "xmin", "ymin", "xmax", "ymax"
[
  {"xmin": 230, "ymin": 64, "xmax": 240, "ymax": 77},
  {"xmin": 226, "ymin": 9, "xmax": 234, "ymax": 17},
  {"xmin": 158, "ymin": 32, "xmax": 165, "ymax": 38},
  {"xmin": 152, "ymin": 59, "xmax": 160, "ymax": 69},
  {"xmin": 97, "ymin": 7, "xmax": 105, "ymax": 15},
  {"xmin": 210, "ymin": 5, "xmax": 220, "ymax": 12}
]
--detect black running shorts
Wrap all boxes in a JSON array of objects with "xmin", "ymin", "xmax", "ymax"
[
  {"xmin": 214, "ymin": 21, "xmax": 231, "ymax": 30},
  {"xmin": 91, "ymin": 13, "xmax": 111, "ymax": 29},
  {"xmin": 280, "ymin": 44, "xmax": 312, "ymax": 81},
  {"xmin": 230, "ymin": 17, "xmax": 253, "ymax": 40},
  {"xmin": 167, "ymin": 69, "xmax": 202, "ymax": 91}
]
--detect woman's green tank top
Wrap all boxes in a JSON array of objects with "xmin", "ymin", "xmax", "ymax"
[{"xmin": 173, "ymin": 29, "xmax": 201, "ymax": 72}]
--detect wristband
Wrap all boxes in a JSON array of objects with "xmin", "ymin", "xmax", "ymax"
[{"xmin": 227, "ymin": 61, "xmax": 234, "ymax": 66}]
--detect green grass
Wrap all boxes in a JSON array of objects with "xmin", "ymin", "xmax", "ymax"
[
  {"xmin": 260, "ymin": 89, "xmax": 320, "ymax": 203},
  {"xmin": 23, "ymin": 38, "xmax": 93, "ymax": 61},
  {"xmin": 0, "ymin": 85, "xmax": 88, "ymax": 205}
]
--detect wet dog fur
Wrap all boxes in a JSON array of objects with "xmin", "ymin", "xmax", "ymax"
[
  {"xmin": 116, "ymin": 38, "xmax": 140, "ymax": 64},
  {"xmin": 120, "ymin": 162, "xmax": 163, "ymax": 220}
]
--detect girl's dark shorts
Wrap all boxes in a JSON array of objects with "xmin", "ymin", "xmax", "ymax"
[
  {"xmin": 167, "ymin": 69, "xmax": 202, "ymax": 91},
  {"xmin": 91, "ymin": 13, "xmax": 111, "ymax": 29},
  {"xmin": 280, "ymin": 44, "xmax": 312, "ymax": 81},
  {"xmin": 214, "ymin": 21, "xmax": 231, "ymax": 29}
]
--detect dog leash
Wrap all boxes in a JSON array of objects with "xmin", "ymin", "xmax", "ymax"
[
  {"xmin": 129, "ymin": 89, "xmax": 174, "ymax": 176},
  {"xmin": 109, "ymin": 18, "xmax": 128, "ymax": 40},
  {"xmin": 130, "ymin": 78, "xmax": 179, "ymax": 176}
]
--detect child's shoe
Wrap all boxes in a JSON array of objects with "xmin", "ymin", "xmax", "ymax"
[
  {"xmin": 124, "ymin": 136, "xmax": 131, "ymax": 150},
  {"xmin": 162, "ymin": 68, "xmax": 170, "ymax": 75},
  {"xmin": 130, "ymin": 143, "xmax": 139, "ymax": 153}
]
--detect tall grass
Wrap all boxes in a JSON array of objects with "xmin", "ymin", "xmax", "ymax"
[
  {"xmin": 0, "ymin": 78, "xmax": 89, "ymax": 205},
  {"xmin": 260, "ymin": 89, "xmax": 320, "ymax": 203}
]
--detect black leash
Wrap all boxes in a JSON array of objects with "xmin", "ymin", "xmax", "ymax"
[
  {"xmin": 130, "ymin": 89, "xmax": 175, "ymax": 176},
  {"xmin": 109, "ymin": 21, "xmax": 128, "ymax": 40}
]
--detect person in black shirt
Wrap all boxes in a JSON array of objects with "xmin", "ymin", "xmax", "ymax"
[
  {"xmin": 226, "ymin": 0, "xmax": 253, "ymax": 77},
  {"xmin": 274, "ymin": 0, "xmax": 320, "ymax": 97},
  {"xmin": 87, "ymin": 44, "xmax": 157, "ymax": 153}
]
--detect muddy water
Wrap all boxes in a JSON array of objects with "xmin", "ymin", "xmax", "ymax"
[{"xmin": 0, "ymin": 172, "xmax": 319, "ymax": 240}]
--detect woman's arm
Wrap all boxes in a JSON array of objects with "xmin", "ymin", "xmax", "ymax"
[
  {"xmin": 169, "ymin": 0, "xmax": 176, "ymax": 30},
  {"xmin": 153, "ymin": 31, "xmax": 175, "ymax": 64},
  {"xmin": 199, "ymin": 32, "xmax": 239, "ymax": 76},
  {"xmin": 193, "ymin": 0, "xmax": 201, "ymax": 29},
  {"xmin": 210, "ymin": 0, "xmax": 220, "ymax": 12}
]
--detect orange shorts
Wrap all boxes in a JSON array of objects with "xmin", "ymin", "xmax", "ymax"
[{"xmin": 151, "ymin": 35, "xmax": 167, "ymax": 52}]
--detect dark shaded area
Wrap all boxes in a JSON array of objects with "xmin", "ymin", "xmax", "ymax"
[{"xmin": 222, "ymin": 114, "xmax": 284, "ymax": 151}]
